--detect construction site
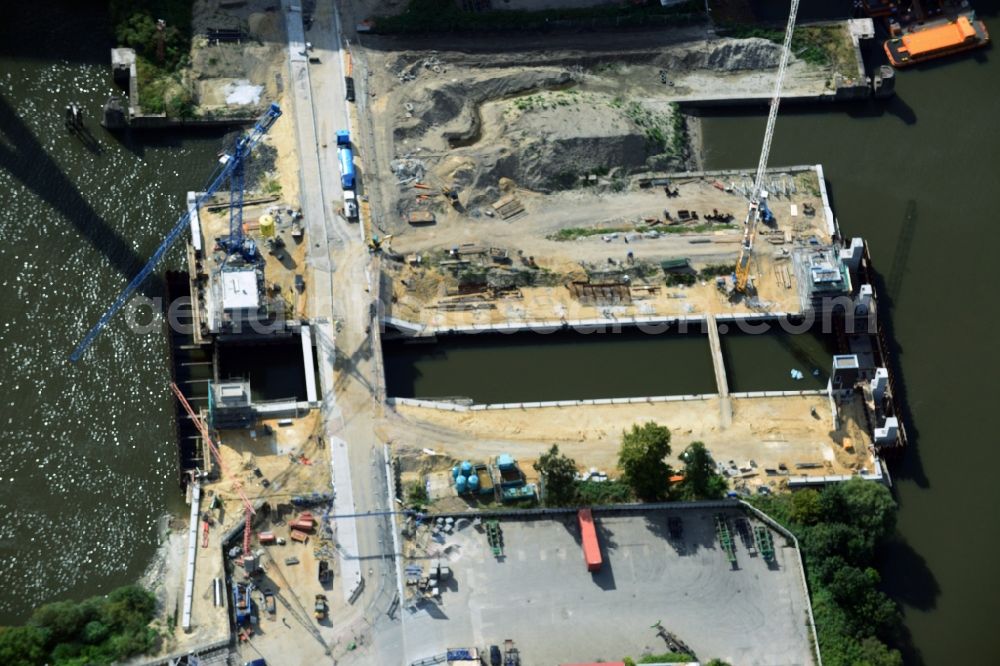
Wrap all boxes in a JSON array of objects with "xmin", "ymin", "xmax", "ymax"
[{"xmin": 53, "ymin": 0, "xmax": 913, "ymax": 664}]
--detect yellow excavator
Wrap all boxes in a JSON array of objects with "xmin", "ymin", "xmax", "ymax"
[{"xmin": 368, "ymin": 233, "xmax": 393, "ymax": 253}]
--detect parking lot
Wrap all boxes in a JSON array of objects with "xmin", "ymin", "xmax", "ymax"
[{"xmin": 401, "ymin": 507, "xmax": 813, "ymax": 665}]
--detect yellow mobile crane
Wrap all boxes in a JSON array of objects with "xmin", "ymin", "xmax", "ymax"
[{"xmin": 734, "ymin": 0, "xmax": 800, "ymax": 294}]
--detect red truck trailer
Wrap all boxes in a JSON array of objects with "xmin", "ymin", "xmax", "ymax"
[{"xmin": 578, "ymin": 508, "xmax": 602, "ymax": 572}]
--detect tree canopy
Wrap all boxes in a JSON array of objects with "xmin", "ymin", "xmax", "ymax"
[
  {"xmin": 111, "ymin": 0, "xmax": 191, "ymax": 70},
  {"xmin": 753, "ymin": 479, "xmax": 903, "ymax": 666},
  {"xmin": 618, "ymin": 422, "xmax": 672, "ymax": 502},
  {"xmin": 676, "ymin": 441, "xmax": 727, "ymax": 500},
  {"xmin": 534, "ymin": 445, "xmax": 579, "ymax": 506},
  {"xmin": 0, "ymin": 585, "xmax": 157, "ymax": 666}
]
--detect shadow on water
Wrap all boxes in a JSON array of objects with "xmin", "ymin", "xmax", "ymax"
[
  {"xmin": 0, "ymin": 94, "xmax": 164, "ymax": 299},
  {"xmin": 0, "ymin": 0, "xmax": 111, "ymax": 64},
  {"xmin": 69, "ymin": 123, "xmax": 105, "ymax": 156},
  {"xmin": 114, "ymin": 124, "xmax": 230, "ymax": 159},
  {"xmin": 810, "ymin": 178, "xmax": 929, "ymax": 489},
  {"xmin": 864, "ymin": 258, "xmax": 929, "ymax": 489},
  {"xmin": 878, "ymin": 537, "xmax": 941, "ymax": 666},
  {"xmin": 880, "ymin": 536, "xmax": 940, "ymax": 613},
  {"xmin": 691, "ymin": 95, "xmax": 920, "ymax": 127}
]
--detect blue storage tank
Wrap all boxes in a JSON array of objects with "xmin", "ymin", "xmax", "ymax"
[
  {"xmin": 451, "ymin": 466, "xmax": 460, "ymax": 479},
  {"xmin": 460, "ymin": 460, "xmax": 473, "ymax": 476},
  {"xmin": 468, "ymin": 474, "xmax": 480, "ymax": 491},
  {"xmin": 455, "ymin": 476, "xmax": 468, "ymax": 493},
  {"xmin": 338, "ymin": 147, "xmax": 355, "ymax": 189}
]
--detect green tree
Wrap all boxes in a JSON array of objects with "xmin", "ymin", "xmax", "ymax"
[
  {"xmin": 110, "ymin": 0, "xmax": 192, "ymax": 71},
  {"xmin": 827, "ymin": 565, "xmax": 879, "ymax": 602},
  {"xmin": 752, "ymin": 480, "xmax": 903, "ymax": 666},
  {"xmin": 166, "ymin": 90, "xmax": 196, "ymax": 119},
  {"xmin": 856, "ymin": 636, "xmax": 903, "ymax": 666},
  {"xmin": 803, "ymin": 522, "xmax": 872, "ymax": 562},
  {"xmin": 81, "ymin": 620, "xmax": 109, "ymax": 645},
  {"xmin": 0, "ymin": 626, "xmax": 47, "ymax": 666},
  {"xmin": 0, "ymin": 584, "xmax": 157, "ymax": 665},
  {"xmin": 788, "ymin": 488, "xmax": 823, "ymax": 525},
  {"xmin": 618, "ymin": 422, "xmax": 672, "ymax": 502},
  {"xmin": 406, "ymin": 481, "xmax": 429, "ymax": 508},
  {"xmin": 677, "ymin": 441, "xmax": 727, "ymax": 500},
  {"xmin": 533, "ymin": 445, "xmax": 579, "ymax": 506},
  {"xmin": 837, "ymin": 478, "xmax": 897, "ymax": 539}
]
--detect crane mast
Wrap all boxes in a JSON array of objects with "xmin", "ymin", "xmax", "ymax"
[{"xmin": 734, "ymin": 0, "xmax": 800, "ymax": 293}]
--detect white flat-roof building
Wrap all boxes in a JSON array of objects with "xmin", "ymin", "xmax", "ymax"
[{"xmin": 221, "ymin": 269, "xmax": 259, "ymax": 311}]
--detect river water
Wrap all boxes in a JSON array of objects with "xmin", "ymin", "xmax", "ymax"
[
  {"xmin": 0, "ymin": 2, "xmax": 224, "ymax": 622},
  {"xmin": 2, "ymin": 1, "xmax": 996, "ymax": 662},
  {"xmin": 696, "ymin": 4, "xmax": 1000, "ymax": 661}
]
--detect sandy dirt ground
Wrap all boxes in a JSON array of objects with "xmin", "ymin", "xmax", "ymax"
[
  {"xmin": 209, "ymin": 412, "xmax": 328, "ymax": 509},
  {"xmin": 386, "ymin": 392, "xmax": 875, "ymax": 501},
  {"xmin": 381, "ymin": 170, "xmax": 830, "ymax": 325},
  {"xmin": 187, "ymin": 0, "xmax": 288, "ymax": 116},
  {"xmin": 359, "ymin": 24, "xmax": 852, "ymax": 230},
  {"xmin": 147, "ymin": 413, "xmax": 333, "ymax": 651}
]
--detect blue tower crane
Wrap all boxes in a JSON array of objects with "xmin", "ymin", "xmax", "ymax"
[{"xmin": 69, "ymin": 103, "xmax": 282, "ymax": 362}]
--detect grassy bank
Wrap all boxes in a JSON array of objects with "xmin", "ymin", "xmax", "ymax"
[
  {"xmin": 110, "ymin": 0, "xmax": 195, "ymax": 115},
  {"xmin": 549, "ymin": 221, "xmax": 735, "ymax": 241},
  {"xmin": 719, "ymin": 23, "xmax": 856, "ymax": 75},
  {"xmin": 0, "ymin": 585, "xmax": 158, "ymax": 666},
  {"xmin": 374, "ymin": 0, "xmax": 703, "ymax": 34}
]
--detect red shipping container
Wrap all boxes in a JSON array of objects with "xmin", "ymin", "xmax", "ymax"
[
  {"xmin": 290, "ymin": 529, "xmax": 309, "ymax": 543},
  {"xmin": 258, "ymin": 531, "xmax": 276, "ymax": 544},
  {"xmin": 578, "ymin": 508, "xmax": 602, "ymax": 572},
  {"xmin": 291, "ymin": 519, "xmax": 315, "ymax": 532}
]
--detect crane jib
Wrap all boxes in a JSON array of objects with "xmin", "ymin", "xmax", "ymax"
[
  {"xmin": 734, "ymin": 0, "xmax": 799, "ymax": 294},
  {"xmin": 68, "ymin": 104, "xmax": 282, "ymax": 362}
]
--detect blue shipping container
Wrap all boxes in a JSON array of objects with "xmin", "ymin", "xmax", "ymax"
[{"xmin": 338, "ymin": 147, "xmax": 355, "ymax": 189}]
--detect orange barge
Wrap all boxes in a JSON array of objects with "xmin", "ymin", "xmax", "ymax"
[{"xmin": 884, "ymin": 15, "xmax": 990, "ymax": 67}]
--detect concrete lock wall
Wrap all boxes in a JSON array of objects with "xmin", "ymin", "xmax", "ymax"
[
  {"xmin": 388, "ymin": 394, "xmax": 718, "ymax": 412},
  {"xmin": 729, "ymin": 389, "xmax": 828, "ymax": 399},
  {"xmin": 383, "ymin": 314, "xmax": 709, "ymax": 337}
]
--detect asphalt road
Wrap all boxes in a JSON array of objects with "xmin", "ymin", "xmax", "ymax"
[{"xmin": 280, "ymin": 0, "xmax": 404, "ymax": 663}]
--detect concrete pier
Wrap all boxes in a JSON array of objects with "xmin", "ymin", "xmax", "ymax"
[
  {"xmin": 182, "ymin": 483, "xmax": 201, "ymax": 632},
  {"xmin": 300, "ymin": 324, "xmax": 317, "ymax": 404},
  {"xmin": 706, "ymin": 315, "xmax": 732, "ymax": 428}
]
